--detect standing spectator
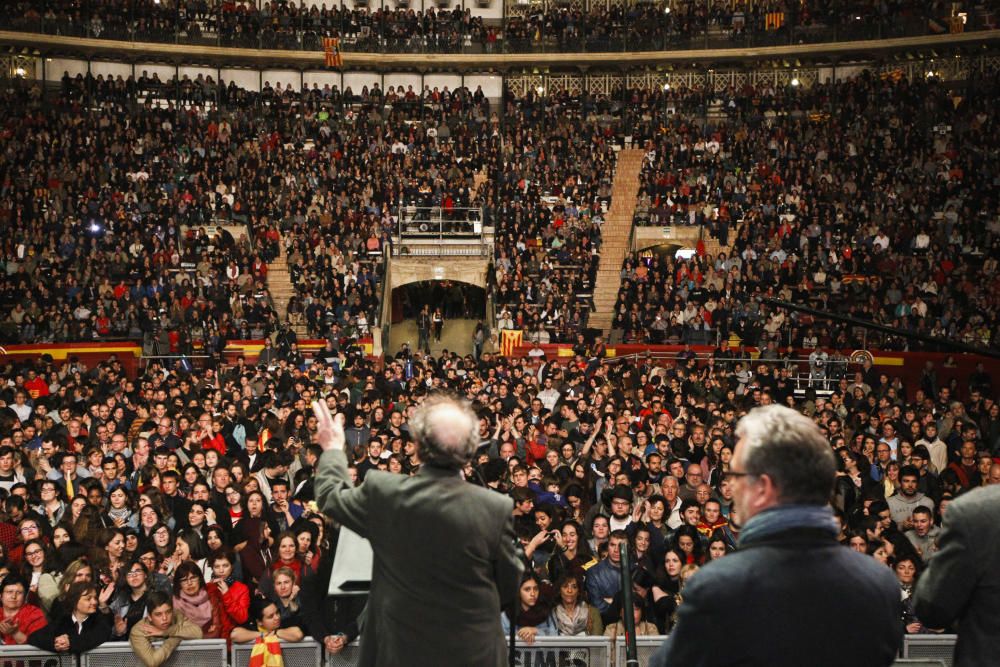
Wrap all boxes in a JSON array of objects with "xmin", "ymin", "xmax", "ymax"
[
  {"xmin": 129, "ymin": 590, "xmax": 204, "ymax": 667},
  {"xmin": 206, "ymin": 550, "xmax": 249, "ymax": 642},
  {"xmin": 887, "ymin": 466, "xmax": 935, "ymax": 529},
  {"xmin": 500, "ymin": 571, "xmax": 556, "ymax": 644},
  {"xmin": 28, "ymin": 582, "xmax": 112, "ymax": 653},
  {"xmin": 0, "ymin": 575, "xmax": 47, "ymax": 645}
]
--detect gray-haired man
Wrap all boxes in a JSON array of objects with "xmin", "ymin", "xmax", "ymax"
[{"xmin": 314, "ymin": 394, "xmax": 522, "ymax": 667}]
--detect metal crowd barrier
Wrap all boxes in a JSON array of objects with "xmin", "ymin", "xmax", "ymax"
[
  {"xmin": 83, "ymin": 640, "xmax": 227, "ymax": 667},
  {"xmin": 0, "ymin": 644, "xmax": 76, "ymax": 667},
  {"xmin": 232, "ymin": 637, "xmax": 321, "ymax": 667},
  {"xmin": 512, "ymin": 636, "xmax": 612, "ymax": 667},
  {"xmin": 614, "ymin": 635, "xmax": 667, "ymax": 667},
  {"xmin": 325, "ymin": 641, "xmax": 362, "ymax": 667},
  {"xmin": 901, "ymin": 635, "xmax": 957, "ymax": 667}
]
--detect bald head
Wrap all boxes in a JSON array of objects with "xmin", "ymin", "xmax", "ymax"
[
  {"xmin": 409, "ymin": 394, "xmax": 479, "ymax": 469},
  {"xmin": 988, "ymin": 463, "xmax": 1000, "ymax": 486}
]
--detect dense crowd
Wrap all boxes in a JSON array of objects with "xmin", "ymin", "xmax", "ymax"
[
  {"xmin": 618, "ymin": 72, "xmax": 1000, "ymax": 351},
  {"xmin": 0, "ymin": 328, "xmax": 994, "ymax": 656},
  {"xmin": 1, "ymin": 69, "xmax": 627, "ymax": 345},
  {"xmin": 4, "ymin": 0, "xmax": 967, "ymax": 53}
]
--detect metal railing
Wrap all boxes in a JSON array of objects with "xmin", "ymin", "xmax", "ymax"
[
  {"xmin": 232, "ymin": 637, "xmax": 323, "ymax": 667},
  {"xmin": 0, "ymin": 639, "xmax": 226, "ymax": 667},
  {"xmin": 0, "ymin": 634, "xmax": 944, "ymax": 667},
  {"xmin": 901, "ymin": 635, "xmax": 957, "ymax": 667}
]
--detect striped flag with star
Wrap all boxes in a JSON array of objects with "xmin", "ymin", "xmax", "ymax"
[{"xmin": 323, "ymin": 37, "xmax": 343, "ymax": 68}]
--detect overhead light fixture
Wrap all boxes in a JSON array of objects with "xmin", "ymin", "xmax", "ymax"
[
  {"xmin": 663, "ymin": 83, "xmax": 671, "ymax": 91},
  {"xmin": 790, "ymin": 77, "xmax": 800, "ymax": 87},
  {"xmin": 14, "ymin": 67, "xmax": 25, "ymax": 77}
]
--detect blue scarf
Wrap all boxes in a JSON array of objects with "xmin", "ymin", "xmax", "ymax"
[{"xmin": 738, "ymin": 504, "xmax": 839, "ymax": 547}]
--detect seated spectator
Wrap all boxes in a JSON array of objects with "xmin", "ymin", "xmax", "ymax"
[
  {"xmin": 129, "ymin": 590, "xmax": 204, "ymax": 667},
  {"xmin": 501, "ymin": 571, "xmax": 556, "ymax": 644},
  {"xmin": 0, "ymin": 575, "xmax": 48, "ymax": 645},
  {"xmin": 28, "ymin": 582, "xmax": 112, "ymax": 653}
]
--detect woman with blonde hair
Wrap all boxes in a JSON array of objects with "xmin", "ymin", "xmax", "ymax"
[{"xmin": 37, "ymin": 558, "xmax": 103, "ymax": 620}]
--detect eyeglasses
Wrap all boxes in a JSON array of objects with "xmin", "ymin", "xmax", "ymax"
[
  {"xmin": 25, "ymin": 549, "xmax": 44, "ymax": 557},
  {"xmin": 20, "ymin": 526, "xmax": 38, "ymax": 533},
  {"xmin": 180, "ymin": 576, "xmax": 200, "ymax": 584},
  {"xmin": 126, "ymin": 570, "xmax": 145, "ymax": 577}
]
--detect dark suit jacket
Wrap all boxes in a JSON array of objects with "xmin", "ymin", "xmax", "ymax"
[
  {"xmin": 650, "ymin": 526, "xmax": 902, "ymax": 667},
  {"xmin": 915, "ymin": 484, "xmax": 1000, "ymax": 667},
  {"xmin": 315, "ymin": 449, "xmax": 523, "ymax": 667}
]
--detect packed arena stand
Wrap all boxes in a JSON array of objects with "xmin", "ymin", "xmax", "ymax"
[
  {"xmin": 3, "ymin": 0, "xmax": 984, "ymax": 53},
  {"xmin": 491, "ymin": 89, "xmax": 616, "ymax": 343},
  {"xmin": 617, "ymin": 72, "xmax": 1000, "ymax": 351},
  {"xmin": 0, "ymin": 4, "xmax": 999, "ymax": 655}
]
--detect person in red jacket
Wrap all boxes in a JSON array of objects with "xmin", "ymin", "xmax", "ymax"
[
  {"xmin": 0, "ymin": 575, "xmax": 48, "ymax": 645},
  {"xmin": 206, "ymin": 549, "xmax": 249, "ymax": 644}
]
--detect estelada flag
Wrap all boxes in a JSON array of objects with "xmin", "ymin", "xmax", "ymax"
[
  {"xmin": 500, "ymin": 329, "xmax": 523, "ymax": 357},
  {"xmin": 323, "ymin": 37, "xmax": 343, "ymax": 68},
  {"xmin": 765, "ymin": 12, "xmax": 784, "ymax": 30}
]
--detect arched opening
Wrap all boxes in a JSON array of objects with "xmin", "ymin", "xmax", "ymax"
[{"xmin": 388, "ymin": 280, "xmax": 487, "ymax": 357}]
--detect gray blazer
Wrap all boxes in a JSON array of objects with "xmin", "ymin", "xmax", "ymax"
[
  {"xmin": 315, "ymin": 449, "xmax": 523, "ymax": 667},
  {"xmin": 915, "ymin": 484, "xmax": 1000, "ymax": 667}
]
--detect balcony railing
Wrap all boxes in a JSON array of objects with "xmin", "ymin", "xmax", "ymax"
[{"xmin": 0, "ymin": 10, "xmax": 988, "ymax": 55}]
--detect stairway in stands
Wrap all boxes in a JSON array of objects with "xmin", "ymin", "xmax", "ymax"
[
  {"xmin": 590, "ymin": 148, "xmax": 646, "ymax": 333},
  {"xmin": 266, "ymin": 242, "xmax": 309, "ymax": 337}
]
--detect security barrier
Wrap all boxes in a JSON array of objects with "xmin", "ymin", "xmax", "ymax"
[
  {"xmin": 0, "ymin": 645, "xmax": 76, "ymax": 667},
  {"xmin": 232, "ymin": 637, "xmax": 321, "ymax": 667},
  {"xmin": 82, "ymin": 640, "xmax": 227, "ymax": 667},
  {"xmin": 614, "ymin": 635, "xmax": 667, "ymax": 667},
  {"xmin": 325, "ymin": 641, "xmax": 362, "ymax": 667},
  {"xmin": 901, "ymin": 635, "xmax": 957, "ymax": 667},
  {"xmin": 512, "ymin": 636, "xmax": 612, "ymax": 667}
]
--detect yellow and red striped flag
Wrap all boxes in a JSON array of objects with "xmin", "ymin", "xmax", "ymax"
[
  {"xmin": 323, "ymin": 37, "xmax": 343, "ymax": 68},
  {"xmin": 500, "ymin": 329, "xmax": 523, "ymax": 357},
  {"xmin": 765, "ymin": 12, "xmax": 784, "ymax": 30},
  {"xmin": 248, "ymin": 632, "xmax": 283, "ymax": 667}
]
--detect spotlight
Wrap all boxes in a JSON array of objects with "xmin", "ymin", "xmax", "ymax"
[
  {"xmin": 14, "ymin": 67, "xmax": 25, "ymax": 77},
  {"xmin": 790, "ymin": 77, "xmax": 800, "ymax": 87}
]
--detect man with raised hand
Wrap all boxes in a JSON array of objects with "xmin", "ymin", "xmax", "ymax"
[{"xmin": 313, "ymin": 394, "xmax": 522, "ymax": 667}]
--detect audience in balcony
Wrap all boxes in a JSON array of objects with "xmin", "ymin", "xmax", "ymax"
[{"xmin": 5, "ymin": 0, "xmax": 965, "ymax": 52}]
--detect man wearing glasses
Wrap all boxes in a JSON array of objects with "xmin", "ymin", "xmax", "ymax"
[{"xmin": 651, "ymin": 404, "xmax": 902, "ymax": 667}]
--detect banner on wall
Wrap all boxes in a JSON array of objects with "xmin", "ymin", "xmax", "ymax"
[
  {"xmin": 323, "ymin": 38, "xmax": 343, "ymax": 68},
  {"xmin": 500, "ymin": 329, "xmax": 522, "ymax": 356}
]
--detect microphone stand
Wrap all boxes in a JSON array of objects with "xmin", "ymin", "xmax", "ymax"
[
  {"xmin": 508, "ymin": 537, "xmax": 521, "ymax": 667},
  {"xmin": 619, "ymin": 542, "xmax": 639, "ymax": 667}
]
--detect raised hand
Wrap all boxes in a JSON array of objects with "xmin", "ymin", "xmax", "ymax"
[{"xmin": 312, "ymin": 400, "xmax": 345, "ymax": 452}]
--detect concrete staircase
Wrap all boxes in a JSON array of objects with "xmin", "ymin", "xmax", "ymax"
[
  {"xmin": 266, "ymin": 242, "xmax": 309, "ymax": 337},
  {"xmin": 590, "ymin": 149, "xmax": 646, "ymax": 333}
]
